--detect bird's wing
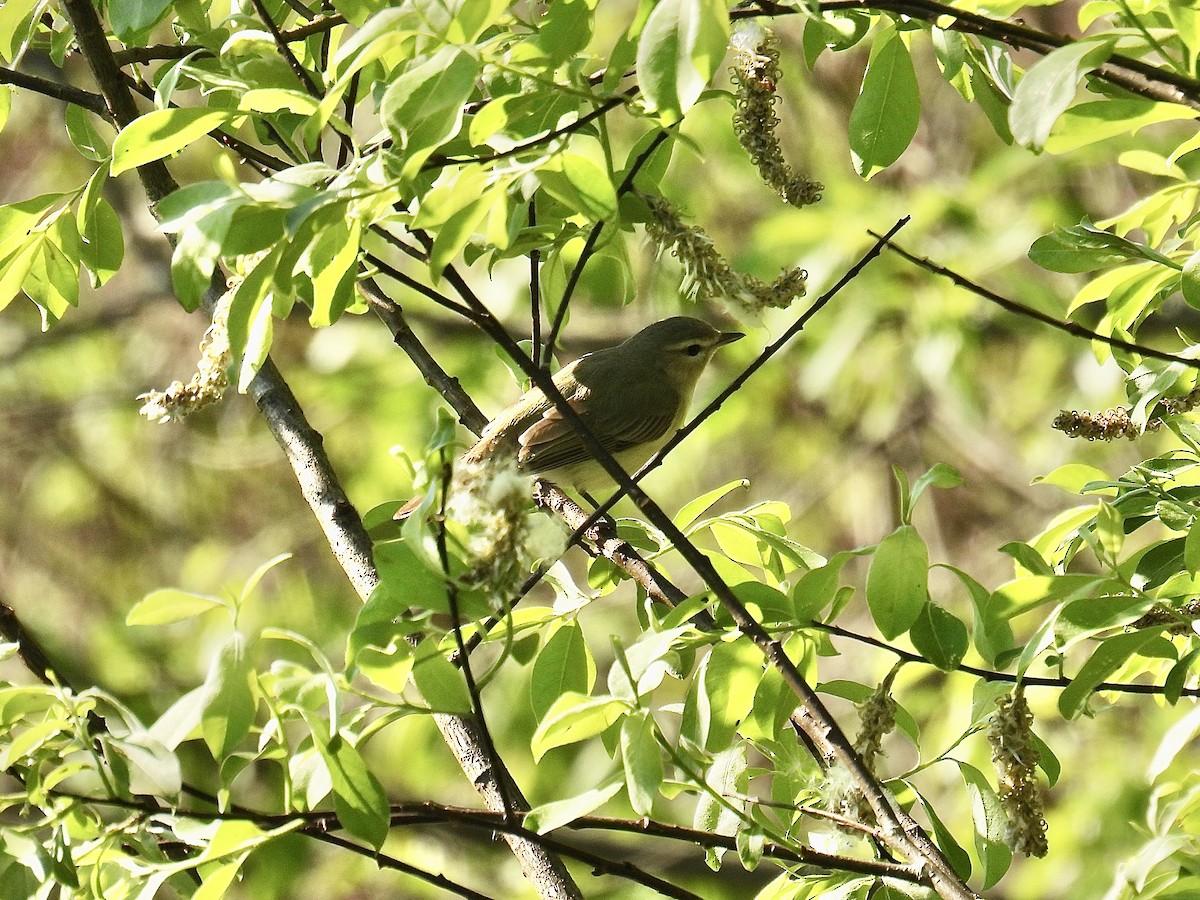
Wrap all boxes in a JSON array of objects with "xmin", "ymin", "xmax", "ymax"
[{"xmin": 517, "ymin": 388, "xmax": 677, "ymax": 473}]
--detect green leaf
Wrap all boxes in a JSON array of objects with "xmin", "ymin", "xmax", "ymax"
[
  {"xmin": 531, "ymin": 692, "xmax": 629, "ymax": 760},
  {"xmin": 958, "ymin": 762, "xmax": 1011, "ymax": 889},
  {"xmin": 108, "ymin": 0, "xmax": 174, "ymax": 41},
  {"xmin": 848, "ymin": 26, "xmax": 920, "ymax": 178},
  {"xmin": 0, "ymin": 0, "xmax": 41, "ymax": 64},
  {"xmin": 1029, "ymin": 222, "xmax": 1176, "ymax": 274},
  {"xmin": 909, "ymin": 601, "xmax": 969, "ymax": 670},
  {"xmin": 791, "ymin": 550, "xmax": 855, "ymax": 621},
  {"xmin": 410, "ymin": 640, "xmax": 473, "ymax": 714},
  {"xmin": 909, "ymin": 463, "xmax": 963, "ymax": 512},
  {"xmin": 915, "ymin": 790, "xmax": 972, "ymax": 880},
  {"xmin": 381, "ymin": 47, "xmax": 480, "ymax": 180},
  {"xmin": 1058, "ymin": 629, "xmax": 1162, "ymax": 718},
  {"xmin": 1044, "ymin": 99, "xmax": 1196, "ymax": 154},
  {"xmin": 944, "ymin": 565, "xmax": 1013, "ymax": 666},
  {"xmin": 1009, "ymin": 37, "xmax": 1114, "ymax": 150},
  {"xmin": 78, "ymin": 197, "xmax": 124, "ymax": 287},
  {"xmin": 64, "ymin": 105, "xmax": 113, "ymax": 162},
  {"xmin": 636, "ymin": 0, "xmax": 730, "ymax": 121},
  {"xmin": 531, "ymin": 622, "xmax": 594, "ymax": 721},
  {"xmin": 318, "ymin": 731, "xmax": 390, "ymax": 850},
  {"xmin": 126, "ymin": 588, "xmax": 230, "ymax": 626},
  {"xmin": 346, "ymin": 584, "xmax": 422, "ymax": 693},
  {"xmin": 201, "ymin": 633, "xmax": 256, "ymax": 758},
  {"xmin": 866, "ymin": 525, "xmax": 929, "ymax": 639},
  {"xmin": 1032, "ymin": 463, "xmax": 1111, "ymax": 495},
  {"xmin": 526, "ymin": 0, "xmax": 598, "ymax": 66},
  {"xmin": 676, "ymin": 479, "xmax": 750, "ymax": 531},
  {"xmin": 620, "ymin": 712, "xmax": 662, "ymax": 816},
  {"xmin": 700, "ymin": 639, "xmax": 764, "ymax": 750},
  {"xmin": 111, "ymin": 108, "xmax": 238, "ymax": 176},
  {"xmin": 524, "ymin": 777, "xmax": 623, "ymax": 834}
]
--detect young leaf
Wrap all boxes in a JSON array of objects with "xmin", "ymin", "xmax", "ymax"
[
  {"xmin": 1009, "ymin": 38, "xmax": 1115, "ymax": 151},
  {"xmin": 111, "ymin": 108, "xmax": 238, "ymax": 176},
  {"xmin": 524, "ymin": 777, "xmax": 624, "ymax": 834},
  {"xmin": 909, "ymin": 602, "xmax": 969, "ymax": 670},
  {"xmin": 1058, "ymin": 630, "xmax": 1162, "ymax": 718},
  {"xmin": 848, "ymin": 26, "xmax": 920, "ymax": 178},
  {"xmin": 381, "ymin": 47, "xmax": 480, "ymax": 180},
  {"xmin": 620, "ymin": 712, "xmax": 662, "ymax": 816},
  {"xmin": 636, "ymin": 0, "xmax": 730, "ymax": 121},
  {"xmin": 531, "ymin": 692, "xmax": 629, "ymax": 760},
  {"xmin": 318, "ymin": 731, "xmax": 391, "ymax": 850},
  {"xmin": 866, "ymin": 525, "xmax": 929, "ymax": 639},
  {"xmin": 410, "ymin": 640, "xmax": 473, "ymax": 715},
  {"xmin": 126, "ymin": 588, "xmax": 230, "ymax": 626},
  {"xmin": 201, "ymin": 632, "xmax": 256, "ymax": 758},
  {"xmin": 531, "ymin": 622, "xmax": 595, "ymax": 721}
]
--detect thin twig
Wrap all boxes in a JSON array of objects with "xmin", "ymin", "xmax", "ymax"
[
  {"xmin": 0, "ymin": 66, "xmax": 108, "ymax": 114},
  {"xmin": 813, "ymin": 619, "xmax": 1200, "ymax": 697},
  {"xmin": 248, "ymin": 0, "xmax": 322, "ymax": 97},
  {"xmin": 873, "ymin": 232, "xmax": 1200, "ymax": 370},
  {"xmin": 111, "ymin": 14, "xmax": 347, "ymax": 65},
  {"xmin": 541, "ymin": 130, "xmax": 671, "ymax": 367},
  {"xmin": 300, "ymin": 833, "xmax": 495, "ymax": 899},
  {"xmin": 415, "ymin": 237, "xmax": 976, "ymax": 900},
  {"xmin": 529, "ymin": 201, "xmax": 542, "ymax": 364},
  {"xmin": 431, "ymin": 92, "xmax": 637, "ymax": 171}
]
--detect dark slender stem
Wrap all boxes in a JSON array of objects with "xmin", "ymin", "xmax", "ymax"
[
  {"xmin": 431, "ymin": 92, "xmax": 636, "ymax": 171},
  {"xmin": 337, "ymin": 70, "xmax": 360, "ymax": 169},
  {"xmin": 813, "ymin": 620, "xmax": 1200, "ymax": 697},
  {"xmin": 873, "ymin": 233, "xmax": 1200, "ymax": 370},
  {"xmin": 249, "ymin": 0, "xmax": 321, "ymax": 97},
  {"xmin": 741, "ymin": 0, "xmax": 1200, "ymax": 111},
  {"xmin": 111, "ymin": 14, "xmax": 346, "ymax": 65},
  {"xmin": 542, "ymin": 130, "xmax": 671, "ymax": 366},
  {"xmin": 0, "ymin": 66, "xmax": 108, "ymax": 114},
  {"xmin": 0, "ymin": 595, "xmax": 65, "ymax": 687},
  {"xmin": 302, "ymin": 833, "xmax": 495, "ymax": 899},
  {"xmin": 529, "ymin": 201, "xmax": 542, "ymax": 366}
]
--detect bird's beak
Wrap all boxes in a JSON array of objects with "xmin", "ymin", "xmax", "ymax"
[{"xmin": 717, "ymin": 331, "xmax": 745, "ymax": 346}]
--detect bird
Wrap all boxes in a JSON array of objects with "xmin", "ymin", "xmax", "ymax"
[{"xmin": 461, "ymin": 316, "xmax": 743, "ymax": 493}]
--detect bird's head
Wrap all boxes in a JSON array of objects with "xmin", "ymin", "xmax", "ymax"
[{"xmin": 621, "ymin": 316, "xmax": 744, "ymax": 391}]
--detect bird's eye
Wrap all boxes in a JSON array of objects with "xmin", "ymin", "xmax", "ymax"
[{"xmin": 685, "ymin": 343, "xmax": 702, "ymax": 357}]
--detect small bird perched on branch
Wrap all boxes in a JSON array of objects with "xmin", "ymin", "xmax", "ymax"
[
  {"xmin": 398, "ymin": 317, "xmax": 742, "ymax": 517},
  {"xmin": 465, "ymin": 316, "xmax": 743, "ymax": 492}
]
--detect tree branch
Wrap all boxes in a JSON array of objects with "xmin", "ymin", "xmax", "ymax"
[
  {"xmin": 110, "ymin": 14, "xmax": 347, "ymax": 66},
  {"xmin": 813, "ymin": 619, "xmax": 1200, "ymax": 697},
  {"xmin": 0, "ymin": 66, "xmax": 108, "ymax": 114},
  {"xmin": 871, "ymin": 232, "xmax": 1200, "ymax": 370},
  {"xmin": 742, "ymin": 0, "xmax": 1200, "ymax": 112}
]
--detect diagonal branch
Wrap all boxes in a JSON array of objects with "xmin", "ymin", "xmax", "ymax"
[
  {"xmin": 0, "ymin": 66, "xmax": 108, "ymax": 114},
  {"xmin": 872, "ymin": 232, "xmax": 1200, "ymax": 370}
]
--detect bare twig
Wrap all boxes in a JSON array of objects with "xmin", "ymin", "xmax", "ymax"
[
  {"xmin": 248, "ymin": 0, "xmax": 322, "ymax": 97},
  {"xmin": 111, "ymin": 14, "xmax": 347, "ymax": 65},
  {"xmin": 541, "ymin": 130, "xmax": 672, "ymax": 367},
  {"xmin": 742, "ymin": 0, "xmax": 1200, "ymax": 111},
  {"xmin": 812, "ymin": 619, "xmax": 1200, "ymax": 697},
  {"xmin": 0, "ymin": 66, "xmax": 108, "ymax": 114},
  {"xmin": 872, "ymin": 233, "xmax": 1200, "ymax": 370}
]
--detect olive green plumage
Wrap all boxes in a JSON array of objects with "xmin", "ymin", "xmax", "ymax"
[{"xmin": 465, "ymin": 316, "xmax": 743, "ymax": 491}]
